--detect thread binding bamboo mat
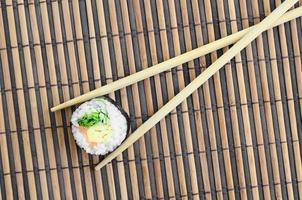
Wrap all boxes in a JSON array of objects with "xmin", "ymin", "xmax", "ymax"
[{"xmin": 0, "ymin": 0, "xmax": 301, "ymax": 199}]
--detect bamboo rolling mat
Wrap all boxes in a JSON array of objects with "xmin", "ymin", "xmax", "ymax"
[{"xmin": 0, "ymin": 0, "xmax": 301, "ymax": 199}]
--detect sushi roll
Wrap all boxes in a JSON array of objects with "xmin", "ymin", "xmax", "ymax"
[{"xmin": 71, "ymin": 97, "xmax": 130, "ymax": 155}]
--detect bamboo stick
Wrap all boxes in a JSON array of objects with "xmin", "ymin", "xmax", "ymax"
[
  {"xmin": 7, "ymin": 1, "xmax": 33, "ymax": 198},
  {"xmin": 91, "ymin": 0, "xmax": 128, "ymax": 197},
  {"xmin": 251, "ymin": 1, "xmax": 283, "ymax": 198},
  {"xmin": 239, "ymin": 0, "xmax": 273, "ymax": 199},
  {"xmin": 155, "ymin": 0, "xmax": 189, "ymax": 197},
  {"xmin": 176, "ymin": 0, "xmax": 200, "ymax": 196},
  {"xmin": 233, "ymin": 3, "xmax": 251, "ymax": 198},
  {"xmin": 109, "ymin": 0, "xmax": 150, "ymax": 198},
  {"xmin": 232, "ymin": 0, "xmax": 265, "ymax": 198},
  {"xmin": 71, "ymin": 1, "xmax": 101, "ymax": 199},
  {"xmin": 262, "ymin": 1, "xmax": 295, "ymax": 198},
  {"xmin": 95, "ymin": 0, "xmax": 299, "ymax": 170},
  {"xmin": 51, "ymin": 6, "xmax": 302, "ymax": 112},
  {"xmin": 190, "ymin": 0, "xmax": 212, "ymax": 198},
  {"xmin": 28, "ymin": 3, "xmax": 51, "ymax": 199},
  {"xmin": 39, "ymin": 1, "xmax": 63, "ymax": 198},
  {"xmin": 120, "ymin": 0, "xmax": 155, "ymax": 197},
  {"xmin": 216, "ymin": 0, "xmax": 241, "ymax": 198},
  {"xmin": 95, "ymin": 1, "xmax": 124, "ymax": 198},
  {"xmin": 275, "ymin": 0, "xmax": 302, "ymax": 197},
  {"xmin": 289, "ymin": 7, "xmax": 302, "ymax": 200},
  {"xmin": 132, "ymin": 0, "xmax": 166, "ymax": 198},
  {"xmin": 51, "ymin": 2, "xmax": 75, "ymax": 199},
  {"xmin": 0, "ymin": 7, "xmax": 14, "ymax": 199},
  {"xmin": 142, "ymin": 0, "xmax": 181, "ymax": 197},
  {"xmin": 59, "ymin": 1, "xmax": 84, "ymax": 198},
  {"xmin": 18, "ymin": 1, "xmax": 43, "ymax": 199},
  {"xmin": 203, "ymin": 0, "xmax": 225, "ymax": 198},
  {"xmin": 216, "ymin": 0, "xmax": 258, "ymax": 198},
  {"xmin": 93, "ymin": 0, "xmax": 113, "ymax": 198}
]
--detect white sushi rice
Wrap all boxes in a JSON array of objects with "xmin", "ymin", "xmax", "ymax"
[{"xmin": 71, "ymin": 98, "xmax": 128, "ymax": 155}]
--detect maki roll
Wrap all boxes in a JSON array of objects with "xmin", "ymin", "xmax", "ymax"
[{"xmin": 71, "ymin": 97, "xmax": 130, "ymax": 155}]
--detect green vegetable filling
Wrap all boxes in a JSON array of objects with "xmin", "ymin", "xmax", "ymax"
[{"xmin": 78, "ymin": 110, "xmax": 110, "ymax": 127}]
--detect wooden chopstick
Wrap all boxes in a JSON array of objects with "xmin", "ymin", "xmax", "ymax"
[
  {"xmin": 94, "ymin": 0, "xmax": 299, "ymax": 170},
  {"xmin": 50, "ymin": 6, "xmax": 302, "ymax": 112}
]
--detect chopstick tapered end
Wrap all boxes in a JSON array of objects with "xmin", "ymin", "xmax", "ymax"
[
  {"xmin": 50, "ymin": 89, "xmax": 107, "ymax": 112},
  {"xmin": 51, "ymin": 103, "xmax": 67, "ymax": 112},
  {"xmin": 50, "ymin": 107, "xmax": 57, "ymax": 112},
  {"xmin": 95, "ymin": 162, "xmax": 105, "ymax": 170}
]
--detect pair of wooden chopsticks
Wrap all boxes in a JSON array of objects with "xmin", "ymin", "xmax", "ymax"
[
  {"xmin": 50, "ymin": 5, "xmax": 302, "ymax": 113},
  {"xmin": 51, "ymin": 0, "xmax": 301, "ymax": 170}
]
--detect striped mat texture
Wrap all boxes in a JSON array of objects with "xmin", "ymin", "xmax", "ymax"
[{"xmin": 0, "ymin": 0, "xmax": 302, "ymax": 199}]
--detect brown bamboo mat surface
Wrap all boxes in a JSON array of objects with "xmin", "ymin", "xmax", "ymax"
[{"xmin": 0, "ymin": 0, "xmax": 302, "ymax": 199}]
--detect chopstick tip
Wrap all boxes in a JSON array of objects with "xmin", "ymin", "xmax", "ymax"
[
  {"xmin": 50, "ymin": 106, "xmax": 59, "ymax": 112},
  {"xmin": 95, "ymin": 164, "xmax": 102, "ymax": 171}
]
